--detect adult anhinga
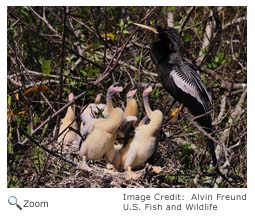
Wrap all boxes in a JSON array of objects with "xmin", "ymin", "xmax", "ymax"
[{"xmin": 134, "ymin": 23, "xmax": 220, "ymax": 174}]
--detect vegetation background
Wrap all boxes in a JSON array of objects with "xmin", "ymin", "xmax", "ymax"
[{"xmin": 7, "ymin": 6, "xmax": 247, "ymax": 188}]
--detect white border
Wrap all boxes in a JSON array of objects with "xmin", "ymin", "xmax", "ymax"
[
  {"xmin": 1, "ymin": 1, "xmax": 253, "ymax": 219},
  {"xmin": 3, "ymin": 0, "xmax": 248, "ymax": 7}
]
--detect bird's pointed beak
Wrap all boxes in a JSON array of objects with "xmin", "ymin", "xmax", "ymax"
[
  {"xmin": 143, "ymin": 86, "xmax": 153, "ymax": 96},
  {"xmin": 134, "ymin": 23, "xmax": 158, "ymax": 34},
  {"xmin": 127, "ymin": 89, "xmax": 137, "ymax": 98},
  {"xmin": 112, "ymin": 86, "xmax": 123, "ymax": 93}
]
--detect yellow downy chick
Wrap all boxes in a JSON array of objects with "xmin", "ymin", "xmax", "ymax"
[
  {"xmin": 57, "ymin": 93, "xmax": 78, "ymax": 145},
  {"xmin": 120, "ymin": 86, "xmax": 163, "ymax": 177},
  {"xmin": 78, "ymin": 85, "xmax": 124, "ymax": 171},
  {"xmin": 105, "ymin": 89, "xmax": 138, "ymax": 169}
]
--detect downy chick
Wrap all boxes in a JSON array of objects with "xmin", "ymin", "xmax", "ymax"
[
  {"xmin": 105, "ymin": 89, "xmax": 138, "ymax": 169},
  {"xmin": 80, "ymin": 93, "xmax": 105, "ymax": 126},
  {"xmin": 121, "ymin": 86, "xmax": 163, "ymax": 176},
  {"xmin": 78, "ymin": 85, "xmax": 124, "ymax": 171},
  {"xmin": 117, "ymin": 89, "xmax": 138, "ymax": 142},
  {"xmin": 79, "ymin": 93, "xmax": 105, "ymax": 146},
  {"xmin": 57, "ymin": 93, "xmax": 78, "ymax": 145}
]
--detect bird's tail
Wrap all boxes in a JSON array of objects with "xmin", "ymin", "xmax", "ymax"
[
  {"xmin": 188, "ymin": 105, "xmax": 230, "ymax": 182},
  {"xmin": 195, "ymin": 114, "xmax": 218, "ymax": 166},
  {"xmin": 201, "ymin": 118, "xmax": 230, "ymax": 182},
  {"xmin": 208, "ymin": 138, "xmax": 217, "ymax": 167}
]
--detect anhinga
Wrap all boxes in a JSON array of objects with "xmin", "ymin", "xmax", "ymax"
[
  {"xmin": 80, "ymin": 93, "xmax": 105, "ymax": 124},
  {"xmin": 120, "ymin": 86, "xmax": 163, "ymax": 178},
  {"xmin": 79, "ymin": 85, "xmax": 124, "ymax": 171},
  {"xmin": 118, "ymin": 89, "xmax": 138, "ymax": 145},
  {"xmin": 78, "ymin": 93, "xmax": 106, "ymax": 146},
  {"xmin": 134, "ymin": 23, "xmax": 219, "ymax": 173},
  {"xmin": 57, "ymin": 92, "xmax": 78, "ymax": 145},
  {"xmin": 105, "ymin": 88, "xmax": 138, "ymax": 169}
]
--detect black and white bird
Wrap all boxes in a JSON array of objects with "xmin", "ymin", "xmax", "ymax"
[{"xmin": 134, "ymin": 23, "xmax": 219, "ymax": 172}]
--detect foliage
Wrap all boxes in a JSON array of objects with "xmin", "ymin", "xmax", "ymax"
[{"xmin": 7, "ymin": 6, "xmax": 247, "ymax": 188}]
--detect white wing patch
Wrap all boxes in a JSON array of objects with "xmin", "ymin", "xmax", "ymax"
[
  {"xmin": 181, "ymin": 63, "xmax": 212, "ymax": 104},
  {"xmin": 171, "ymin": 69, "xmax": 203, "ymax": 105}
]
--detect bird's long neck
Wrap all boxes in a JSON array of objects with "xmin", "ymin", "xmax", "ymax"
[
  {"xmin": 143, "ymin": 95, "xmax": 152, "ymax": 118},
  {"xmin": 150, "ymin": 40, "xmax": 170, "ymax": 66},
  {"xmin": 151, "ymin": 38, "xmax": 181, "ymax": 66},
  {"xmin": 168, "ymin": 52, "xmax": 182, "ymax": 65},
  {"xmin": 125, "ymin": 97, "xmax": 137, "ymax": 116},
  {"xmin": 147, "ymin": 111, "xmax": 163, "ymax": 136},
  {"xmin": 108, "ymin": 108, "xmax": 123, "ymax": 123},
  {"xmin": 65, "ymin": 105, "xmax": 75, "ymax": 120},
  {"xmin": 95, "ymin": 94, "xmax": 101, "ymax": 104},
  {"xmin": 106, "ymin": 91, "xmax": 114, "ymax": 113}
]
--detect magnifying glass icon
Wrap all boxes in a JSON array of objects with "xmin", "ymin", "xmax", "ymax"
[{"xmin": 8, "ymin": 196, "xmax": 22, "ymax": 210}]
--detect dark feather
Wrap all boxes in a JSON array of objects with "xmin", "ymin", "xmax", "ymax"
[{"xmin": 150, "ymin": 26, "xmax": 217, "ymax": 168}]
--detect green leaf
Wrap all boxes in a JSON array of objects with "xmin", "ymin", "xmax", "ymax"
[
  {"xmin": 134, "ymin": 55, "xmax": 142, "ymax": 64},
  {"xmin": 80, "ymin": 69, "xmax": 87, "ymax": 77},
  {"xmin": 183, "ymin": 34, "xmax": 192, "ymax": 43},
  {"xmin": 149, "ymin": 20, "xmax": 156, "ymax": 26},
  {"xmin": 123, "ymin": 30, "xmax": 129, "ymax": 35},
  {"xmin": 21, "ymin": 6, "xmax": 29, "ymax": 17},
  {"xmin": 151, "ymin": 88, "xmax": 160, "ymax": 99},
  {"xmin": 41, "ymin": 59, "xmax": 52, "ymax": 76},
  {"xmin": 168, "ymin": 6, "xmax": 176, "ymax": 12},
  {"xmin": 8, "ymin": 176, "xmax": 18, "ymax": 188},
  {"xmin": 8, "ymin": 95, "xmax": 12, "ymax": 105},
  {"xmin": 207, "ymin": 52, "xmax": 226, "ymax": 70},
  {"xmin": 119, "ymin": 19, "xmax": 125, "ymax": 30}
]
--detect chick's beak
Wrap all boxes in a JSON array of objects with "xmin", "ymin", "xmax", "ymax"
[{"xmin": 134, "ymin": 23, "xmax": 159, "ymax": 34}]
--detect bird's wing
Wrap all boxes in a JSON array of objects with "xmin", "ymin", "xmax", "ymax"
[
  {"xmin": 170, "ymin": 64, "xmax": 211, "ymax": 113},
  {"xmin": 181, "ymin": 61, "xmax": 212, "ymax": 104}
]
